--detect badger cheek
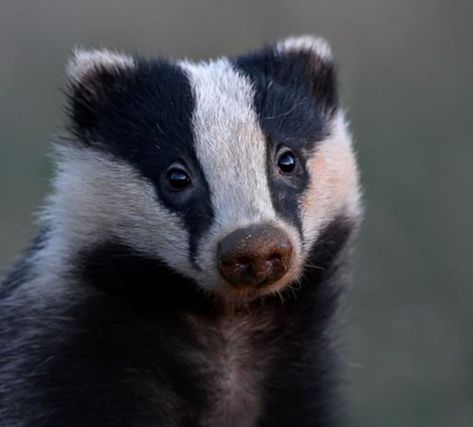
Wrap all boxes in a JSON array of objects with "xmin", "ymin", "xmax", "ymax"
[{"xmin": 301, "ymin": 139, "xmax": 359, "ymax": 252}]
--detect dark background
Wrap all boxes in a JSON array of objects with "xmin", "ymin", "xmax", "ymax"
[{"xmin": 1, "ymin": 1, "xmax": 472, "ymax": 425}]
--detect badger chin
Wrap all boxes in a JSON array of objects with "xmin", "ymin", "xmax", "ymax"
[{"xmin": 210, "ymin": 264, "xmax": 302, "ymax": 306}]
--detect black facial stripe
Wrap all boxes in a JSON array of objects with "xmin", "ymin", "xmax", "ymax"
[
  {"xmin": 69, "ymin": 60, "xmax": 214, "ymax": 267},
  {"xmin": 233, "ymin": 47, "xmax": 333, "ymax": 145},
  {"xmin": 264, "ymin": 149, "xmax": 307, "ymax": 237},
  {"xmin": 304, "ymin": 216, "xmax": 355, "ymax": 275},
  {"xmin": 233, "ymin": 48, "xmax": 331, "ymax": 234}
]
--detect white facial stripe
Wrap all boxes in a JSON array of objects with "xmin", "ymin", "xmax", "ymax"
[
  {"xmin": 300, "ymin": 112, "xmax": 361, "ymax": 252},
  {"xmin": 43, "ymin": 146, "xmax": 194, "ymax": 278},
  {"xmin": 181, "ymin": 59, "xmax": 275, "ymax": 229},
  {"xmin": 179, "ymin": 59, "xmax": 305, "ymax": 292}
]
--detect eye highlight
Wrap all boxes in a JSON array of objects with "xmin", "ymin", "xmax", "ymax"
[
  {"xmin": 277, "ymin": 150, "xmax": 297, "ymax": 173},
  {"xmin": 166, "ymin": 167, "xmax": 191, "ymax": 191}
]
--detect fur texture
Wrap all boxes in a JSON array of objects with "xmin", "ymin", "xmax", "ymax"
[{"xmin": 0, "ymin": 36, "xmax": 361, "ymax": 427}]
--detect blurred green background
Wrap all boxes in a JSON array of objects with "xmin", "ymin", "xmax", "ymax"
[{"xmin": 1, "ymin": 1, "xmax": 472, "ymax": 425}]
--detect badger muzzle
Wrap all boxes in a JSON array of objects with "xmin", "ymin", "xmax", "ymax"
[{"xmin": 217, "ymin": 224, "xmax": 294, "ymax": 289}]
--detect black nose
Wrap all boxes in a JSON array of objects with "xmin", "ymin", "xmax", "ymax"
[{"xmin": 217, "ymin": 225, "xmax": 294, "ymax": 289}]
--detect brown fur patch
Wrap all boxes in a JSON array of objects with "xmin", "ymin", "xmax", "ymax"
[
  {"xmin": 301, "ymin": 114, "xmax": 361, "ymax": 252},
  {"xmin": 184, "ymin": 312, "xmax": 277, "ymax": 427}
]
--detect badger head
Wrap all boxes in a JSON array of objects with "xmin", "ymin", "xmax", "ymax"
[{"xmin": 48, "ymin": 36, "xmax": 361, "ymax": 302}]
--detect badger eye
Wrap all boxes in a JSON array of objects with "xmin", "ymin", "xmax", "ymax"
[
  {"xmin": 166, "ymin": 167, "xmax": 191, "ymax": 190},
  {"xmin": 277, "ymin": 150, "xmax": 296, "ymax": 173}
]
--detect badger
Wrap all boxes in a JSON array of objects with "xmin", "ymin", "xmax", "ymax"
[{"xmin": 0, "ymin": 36, "xmax": 361, "ymax": 427}]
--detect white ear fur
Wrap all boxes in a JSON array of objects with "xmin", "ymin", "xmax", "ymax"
[
  {"xmin": 66, "ymin": 48, "xmax": 135, "ymax": 84},
  {"xmin": 276, "ymin": 35, "xmax": 333, "ymax": 61}
]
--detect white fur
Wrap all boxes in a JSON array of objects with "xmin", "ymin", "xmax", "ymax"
[
  {"xmin": 180, "ymin": 59, "xmax": 274, "ymax": 225},
  {"xmin": 67, "ymin": 48, "xmax": 135, "ymax": 84},
  {"xmin": 180, "ymin": 59, "xmax": 303, "ymax": 293},
  {"xmin": 277, "ymin": 35, "xmax": 333, "ymax": 62}
]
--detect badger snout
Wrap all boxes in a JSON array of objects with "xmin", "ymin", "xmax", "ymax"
[{"xmin": 217, "ymin": 225, "xmax": 294, "ymax": 289}]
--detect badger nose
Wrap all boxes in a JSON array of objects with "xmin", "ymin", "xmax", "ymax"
[{"xmin": 217, "ymin": 225, "xmax": 293, "ymax": 289}]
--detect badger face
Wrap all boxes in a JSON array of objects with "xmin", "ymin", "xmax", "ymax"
[{"xmin": 52, "ymin": 36, "xmax": 360, "ymax": 301}]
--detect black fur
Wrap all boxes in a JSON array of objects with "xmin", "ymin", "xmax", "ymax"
[
  {"xmin": 258, "ymin": 218, "xmax": 353, "ymax": 427},
  {"xmin": 234, "ymin": 46, "xmax": 337, "ymax": 236},
  {"xmin": 0, "ymin": 227, "xmax": 50, "ymax": 299},
  {"xmin": 68, "ymin": 59, "xmax": 214, "ymax": 265},
  {"xmin": 0, "ymin": 216, "xmax": 353, "ymax": 426}
]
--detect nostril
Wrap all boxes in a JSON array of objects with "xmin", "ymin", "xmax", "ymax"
[{"xmin": 267, "ymin": 252, "xmax": 282, "ymax": 262}]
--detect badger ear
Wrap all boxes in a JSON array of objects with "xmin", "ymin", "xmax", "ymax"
[
  {"xmin": 277, "ymin": 35, "xmax": 337, "ymax": 114},
  {"xmin": 66, "ymin": 48, "xmax": 136, "ymax": 137},
  {"xmin": 276, "ymin": 35, "xmax": 333, "ymax": 63},
  {"xmin": 236, "ymin": 35, "xmax": 338, "ymax": 115},
  {"xmin": 67, "ymin": 48, "xmax": 135, "ymax": 87}
]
